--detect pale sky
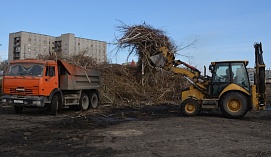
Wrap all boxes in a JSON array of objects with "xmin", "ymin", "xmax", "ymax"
[{"xmin": 0, "ymin": 0, "xmax": 271, "ymax": 72}]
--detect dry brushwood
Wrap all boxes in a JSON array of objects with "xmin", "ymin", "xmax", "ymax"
[
  {"xmin": 97, "ymin": 63, "xmax": 188, "ymax": 106},
  {"xmin": 36, "ymin": 51, "xmax": 98, "ymax": 69},
  {"xmin": 116, "ymin": 23, "xmax": 178, "ymax": 85}
]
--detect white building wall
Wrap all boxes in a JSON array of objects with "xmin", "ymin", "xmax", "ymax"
[{"xmin": 8, "ymin": 31, "xmax": 107, "ymax": 63}]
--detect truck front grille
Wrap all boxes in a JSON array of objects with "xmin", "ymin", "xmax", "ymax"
[{"xmin": 9, "ymin": 87, "xmax": 39, "ymax": 95}]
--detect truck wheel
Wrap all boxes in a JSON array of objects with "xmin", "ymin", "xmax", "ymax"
[
  {"xmin": 14, "ymin": 105, "xmax": 23, "ymax": 113},
  {"xmin": 79, "ymin": 93, "xmax": 89, "ymax": 110},
  {"xmin": 51, "ymin": 95, "xmax": 59, "ymax": 115},
  {"xmin": 90, "ymin": 92, "xmax": 99, "ymax": 109},
  {"xmin": 220, "ymin": 92, "xmax": 248, "ymax": 118},
  {"xmin": 180, "ymin": 99, "xmax": 200, "ymax": 116}
]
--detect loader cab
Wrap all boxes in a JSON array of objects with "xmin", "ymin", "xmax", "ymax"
[{"xmin": 209, "ymin": 61, "xmax": 250, "ymax": 98}]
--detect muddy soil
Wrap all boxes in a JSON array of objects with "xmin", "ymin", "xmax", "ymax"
[{"xmin": 1, "ymin": 104, "xmax": 271, "ymax": 157}]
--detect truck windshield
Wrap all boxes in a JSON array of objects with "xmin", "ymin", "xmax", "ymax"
[{"xmin": 7, "ymin": 63, "xmax": 44, "ymax": 77}]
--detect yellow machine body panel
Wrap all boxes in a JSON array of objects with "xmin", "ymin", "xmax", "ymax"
[
  {"xmin": 219, "ymin": 84, "xmax": 250, "ymax": 98},
  {"xmin": 181, "ymin": 86, "xmax": 205, "ymax": 102}
]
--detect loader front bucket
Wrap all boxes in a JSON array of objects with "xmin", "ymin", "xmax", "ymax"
[{"xmin": 150, "ymin": 53, "xmax": 167, "ymax": 68}]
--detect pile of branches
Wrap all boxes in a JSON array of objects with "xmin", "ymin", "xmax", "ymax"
[
  {"xmin": 117, "ymin": 23, "xmax": 178, "ymax": 85},
  {"xmin": 98, "ymin": 64, "xmax": 187, "ymax": 106}
]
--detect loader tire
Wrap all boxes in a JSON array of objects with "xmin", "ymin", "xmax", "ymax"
[
  {"xmin": 14, "ymin": 105, "xmax": 23, "ymax": 114},
  {"xmin": 180, "ymin": 98, "xmax": 200, "ymax": 116},
  {"xmin": 220, "ymin": 92, "xmax": 248, "ymax": 119},
  {"xmin": 90, "ymin": 92, "xmax": 99, "ymax": 109},
  {"xmin": 79, "ymin": 93, "xmax": 90, "ymax": 111}
]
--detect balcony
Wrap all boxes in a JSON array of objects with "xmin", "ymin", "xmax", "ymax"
[
  {"xmin": 13, "ymin": 56, "xmax": 20, "ymax": 60},
  {"xmin": 13, "ymin": 53, "xmax": 20, "ymax": 58}
]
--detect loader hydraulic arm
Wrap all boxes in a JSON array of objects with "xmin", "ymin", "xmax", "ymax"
[
  {"xmin": 150, "ymin": 47, "xmax": 201, "ymax": 79},
  {"xmin": 150, "ymin": 47, "xmax": 207, "ymax": 91},
  {"xmin": 254, "ymin": 42, "xmax": 265, "ymax": 106}
]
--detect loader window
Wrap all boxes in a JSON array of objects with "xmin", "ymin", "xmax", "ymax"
[
  {"xmin": 231, "ymin": 63, "xmax": 250, "ymax": 91},
  {"xmin": 211, "ymin": 63, "xmax": 230, "ymax": 97},
  {"xmin": 213, "ymin": 63, "xmax": 230, "ymax": 83}
]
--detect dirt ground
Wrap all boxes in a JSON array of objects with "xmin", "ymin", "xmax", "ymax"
[{"xmin": 1, "ymin": 104, "xmax": 271, "ymax": 157}]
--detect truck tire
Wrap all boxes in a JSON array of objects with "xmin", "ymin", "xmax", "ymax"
[
  {"xmin": 180, "ymin": 98, "xmax": 200, "ymax": 116},
  {"xmin": 79, "ymin": 93, "xmax": 90, "ymax": 110},
  {"xmin": 90, "ymin": 92, "xmax": 99, "ymax": 109},
  {"xmin": 220, "ymin": 92, "xmax": 248, "ymax": 118},
  {"xmin": 51, "ymin": 95, "xmax": 59, "ymax": 115},
  {"xmin": 14, "ymin": 105, "xmax": 23, "ymax": 113}
]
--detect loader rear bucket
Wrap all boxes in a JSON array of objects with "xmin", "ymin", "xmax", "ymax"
[{"xmin": 150, "ymin": 53, "xmax": 167, "ymax": 67}]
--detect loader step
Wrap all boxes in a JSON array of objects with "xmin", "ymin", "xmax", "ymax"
[{"xmin": 202, "ymin": 99, "xmax": 218, "ymax": 109}]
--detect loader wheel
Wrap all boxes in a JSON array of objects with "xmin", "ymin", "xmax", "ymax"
[
  {"xmin": 180, "ymin": 99, "xmax": 200, "ymax": 116},
  {"xmin": 79, "ymin": 93, "xmax": 90, "ymax": 111},
  {"xmin": 90, "ymin": 92, "xmax": 99, "ymax": 109},
  {"xmin": 220, "ymin": 92, "xmax": 248, "ymax": 118},
  {"xmin": 14, "ymin": 105, "xmax": 23, "ymax": 114},
  {"xmin": 51, "ymin": 94, "xmax": 60, "ymax": 115}
]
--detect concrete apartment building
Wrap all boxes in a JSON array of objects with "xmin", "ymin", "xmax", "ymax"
[
  {"xmin": 247, "ymin": 67, "xmax": 271, "ymax": 83},
  {"xmin": 9, "ymin": 31, "xmax": 107, "ymax": 63}
]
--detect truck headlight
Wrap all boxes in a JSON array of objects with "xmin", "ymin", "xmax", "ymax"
[{"xmin": 33, "ymin": 101, "xmax": 41, "ymax": 106}]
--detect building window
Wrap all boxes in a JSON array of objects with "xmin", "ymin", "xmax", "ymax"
[
  {"xmin": 28, "ymin": 38, "xmax": 31, "ymax": 42},
  {"xmin": 44, "ymin": 46, "xmax": 47, "ymax": 49},
  {"xmin": 28, "ymin": 44, "xmax": 31, "ymax": 47},
  {"xmin": 28, "ymin": 48, "xmax": 31, "ymax": 52}
]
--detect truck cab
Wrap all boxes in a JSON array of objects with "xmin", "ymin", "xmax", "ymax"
[{"xmin": 2, "ymin": 60, "xmax": 57, "ymax": 107}]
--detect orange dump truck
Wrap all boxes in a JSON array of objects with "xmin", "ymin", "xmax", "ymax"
[{"xmin": 1, "ymin": 59, "xmax": 101, "ymax": 115}]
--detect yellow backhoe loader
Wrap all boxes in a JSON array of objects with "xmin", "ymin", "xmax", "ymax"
[{"xmin": 150, "ymin": 42, "xmax": 265, "ymax": 118}]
